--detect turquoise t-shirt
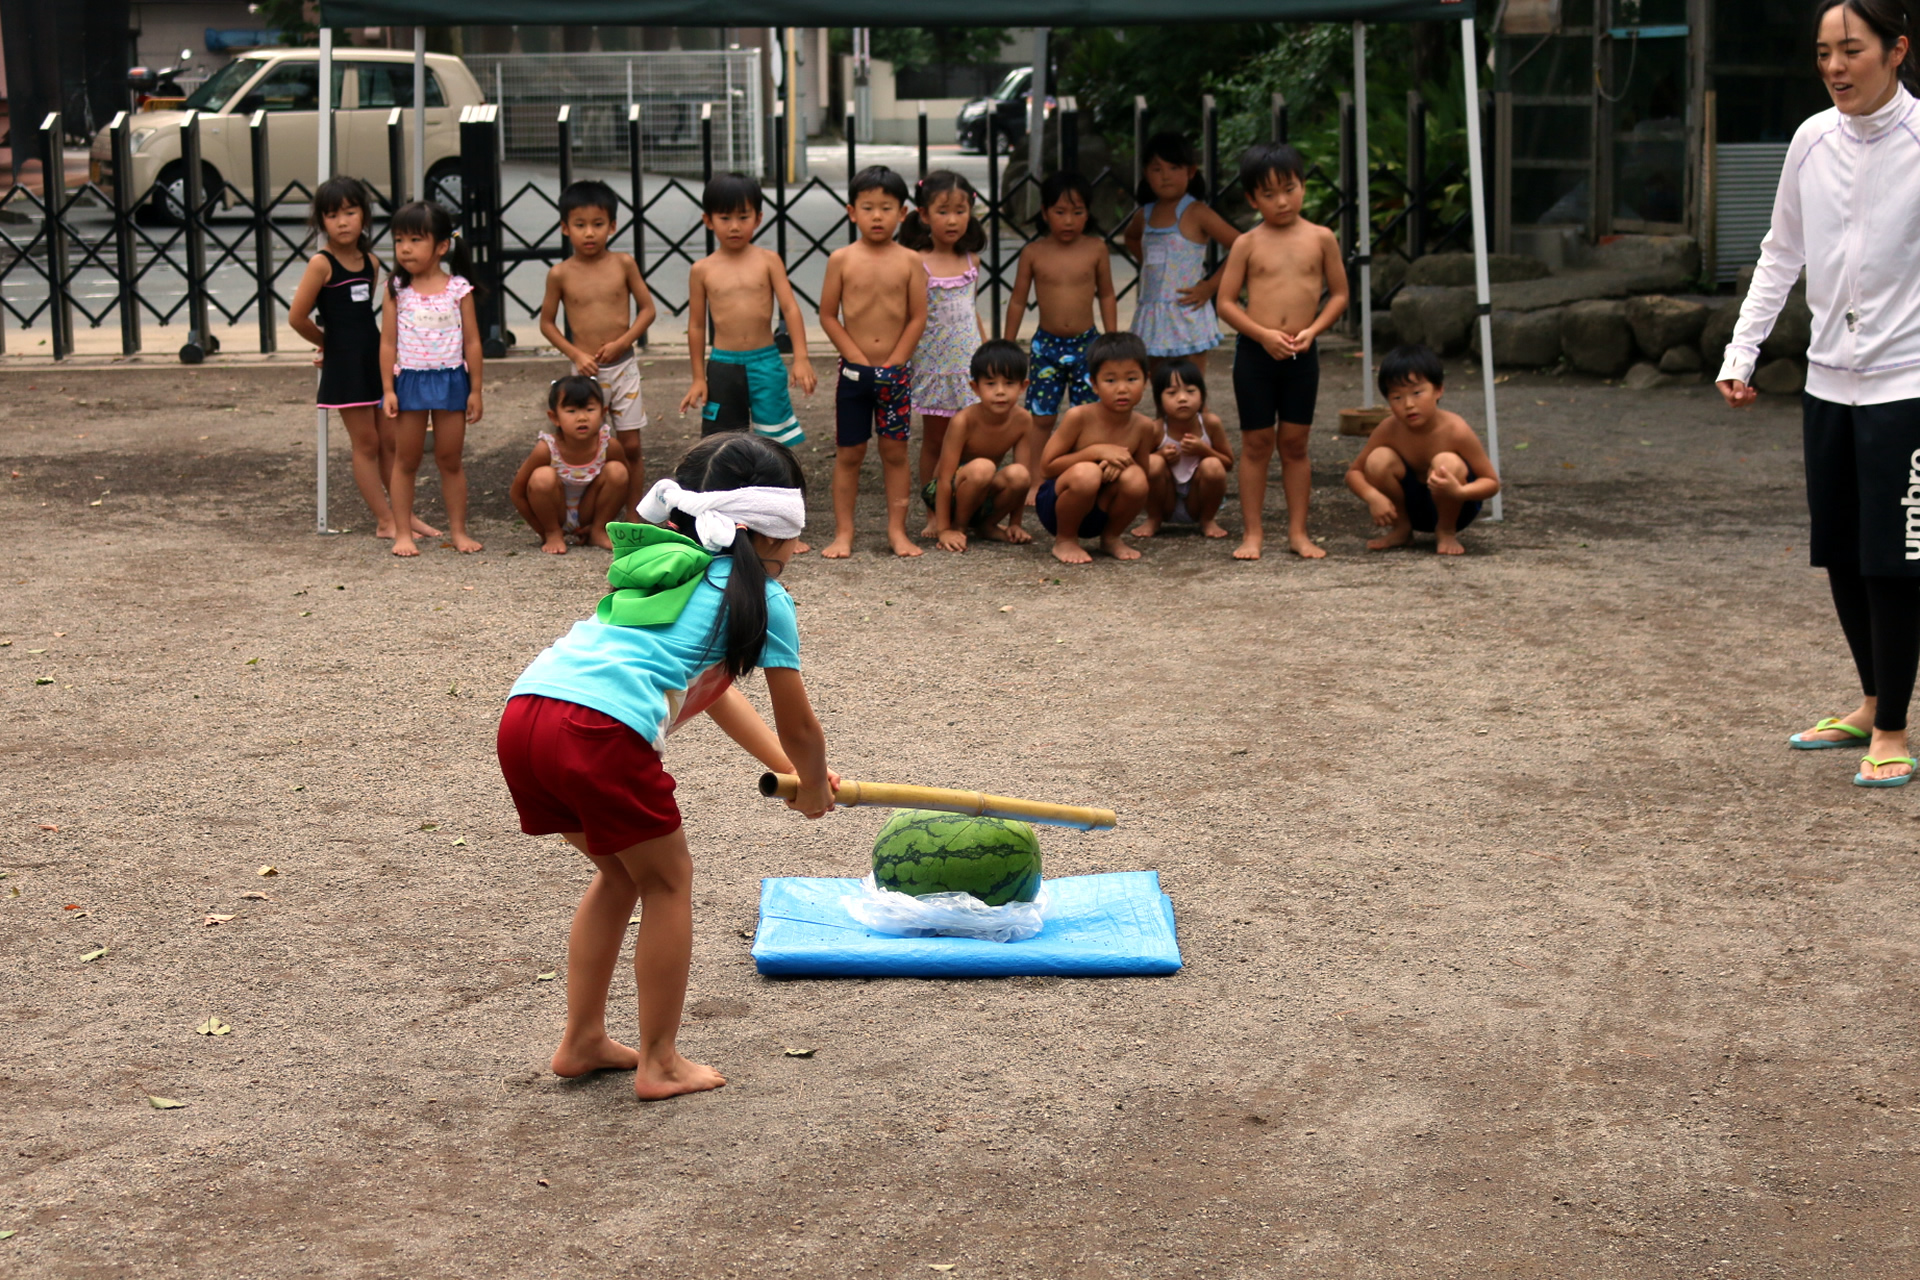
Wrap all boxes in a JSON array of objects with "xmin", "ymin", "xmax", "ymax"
[{"xmin": 509, "ymin": 558, "xmax": 800, "ymax": 749}]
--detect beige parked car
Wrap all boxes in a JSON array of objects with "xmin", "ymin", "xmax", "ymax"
[{"xmin": 90, "ymin": 48, "xmax": 484, "ymax": 222}]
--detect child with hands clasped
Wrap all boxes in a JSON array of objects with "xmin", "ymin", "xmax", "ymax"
[
  {"xmin": 1346, "ymin": 345, "xmax": 1500, "ymax": 556},
  {"xmin": 925, "ymin": 339, "xmax": 1036, "ymax": 552},
  {"xmin": 509, "ymin": 375, "xmax": 631, "ymax": 555},
  {"xmin": 819, "ymin": 166, "xmax": 928, "ymax": 558},
  {"xmin": 1132, "ymin": 358, "xmax": 1233, "ymax": 540},
  {"xmin": 1007, "ymin": 173, "xmax": 1119, "ymax": 484},
  {"xmin": 1216, "ymin": 143, "xmax": 1350, "ymax": 561},
  {"xmin": 1123, "ymin": 133, "xmax": 1239, "ymax": 376},
  {"xmin": 499, "ymin": 434, "xmax": 836, "ymax": 1101},
  {"xmin": 1037, "ymin": 331, "xmax": 1158, "ymax": 564},
  {"xmin": 901, "ymin": 169, "xmax": 989, "ymax": 505},
  {"xmin": 539, "ymin": 180, "xmax": 658, "ymax": 512},
  {"xmin": 381, "ymin": 200, "xmax": 484, "ymax": 556},
  {"xmin": 289, "ymin": 177, "xmax": 437, "ymax": 543}
]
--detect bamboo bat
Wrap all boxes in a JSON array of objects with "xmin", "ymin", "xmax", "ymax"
[{"xmin": 757, "ymin": 773, "xmax": 1117, "ymax": 831}]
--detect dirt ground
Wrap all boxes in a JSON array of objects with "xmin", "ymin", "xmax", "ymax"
[{"xmin": 3, "ymin": 345, "xmax": 1917, "ymax": 1280}]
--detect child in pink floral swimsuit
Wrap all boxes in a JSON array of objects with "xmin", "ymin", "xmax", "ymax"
[{"xmin": 901, "ymin": 170, "xmax": 988, "ymax": 521}]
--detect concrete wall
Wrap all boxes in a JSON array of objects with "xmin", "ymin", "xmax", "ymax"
[
  {"xmin": 130, "ymin": 2, "xmax": 257, "ymax": 72},
  {"xmin": 838, "ymin": 57, "xmax": 966, "ymax": 145}
]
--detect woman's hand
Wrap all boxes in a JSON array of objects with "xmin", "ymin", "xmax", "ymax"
[{"xmin": 1717, "ymin": 378, "xmax": 1757, "ymax": 409}]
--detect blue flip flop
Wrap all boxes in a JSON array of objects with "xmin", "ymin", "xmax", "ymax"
[
  {"xmin": 1854, "ymin": 755, "xmax": 1917, "ymax": 788},
  {"xmin": 1790, "ymin": 718, "xmax": 1871, "ymax": 750}
]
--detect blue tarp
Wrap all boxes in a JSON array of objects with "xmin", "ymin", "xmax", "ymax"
[{"xmin": 752, "ymin": 870, "xmax": 1182, "ymax": 979}]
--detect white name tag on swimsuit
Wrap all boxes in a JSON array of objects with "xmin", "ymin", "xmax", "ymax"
[
  {"xmin": 413, "ymin": 308, "xmax": 459, "ymax": 330},
  {"xmin": 350, "ymin": 282, "xmax": 371, "ymax": 303},
  {"xmin": 1144, "ymin": 239, "xmax": 1171, "ymax": 266}
]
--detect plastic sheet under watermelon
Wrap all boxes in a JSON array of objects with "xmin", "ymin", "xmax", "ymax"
[{"xmin": 751, "ymin": 871, "xmax": 1181, "ymax": 978}]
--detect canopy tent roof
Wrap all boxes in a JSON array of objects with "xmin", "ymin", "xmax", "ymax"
[{"xmin": 319, "ymin": 0, "xmax": 1472, "ymax": 24}]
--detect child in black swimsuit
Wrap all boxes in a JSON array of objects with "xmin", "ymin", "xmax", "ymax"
[{"xmin": 289, "ymin": 176, "xmax": 437, "ymax": 542}]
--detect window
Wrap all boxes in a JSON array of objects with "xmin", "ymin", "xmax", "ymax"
[
  {"xmin": 183, "ymin": 58, "xmax": 262, "ymax": 113},
  {"xmin": 235, "ymin": 62, "xmax": 348, "ymax": 114},
  {"xmin": 352, "ymin": 63, "xmax": 448, "ymax": 109}
]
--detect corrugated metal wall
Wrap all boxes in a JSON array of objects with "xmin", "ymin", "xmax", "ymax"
[{"xmin": 1714, "ymin": 143, "xmax": 1789, "ymax": 286}]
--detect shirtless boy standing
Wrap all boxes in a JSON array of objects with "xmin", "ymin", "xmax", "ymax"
[
  {"xmin": 818, "ymin": 166, "xmax": 928, "ymax": 559},
  {"xmin": 538, "ymin": 180, "xmax": 658, "ymax": 512},
  {"xmin": 1346, "ymin": 344, "xmax": 1501, "ymax": 556},
  {"xmin": 1006, "ymin": 172, "xmax": 1119, "ymax": 490},
  {"xmin": 1037, "ymin": 331, "xmax": 1158, "ymax": 565},
  {"xmin": 926, "ymin": 338, "xmax": 1036, "ymax": 552},
  {"xmin": 679, "ymin": 173, "xmax": 818, "ymax": 449},
  {"xmin": 1215, "ymin": 143, "xmax": 1350, "ymax": 561}
]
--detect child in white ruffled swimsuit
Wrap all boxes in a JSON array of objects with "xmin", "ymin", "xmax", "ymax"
[{"xmin": 509, "ymin": 375, "xmax": 631, "ymax": 555}]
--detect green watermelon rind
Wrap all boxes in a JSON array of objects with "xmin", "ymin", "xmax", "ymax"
[{"xmin": 871, "ymin": 810, "xmax": 1042, "ymax": 906}]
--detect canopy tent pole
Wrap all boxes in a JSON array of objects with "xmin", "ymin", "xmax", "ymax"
[
  {"xmin": 412, "ymin": 27, "xmax": 426, "ymax": 200},
  {"xmin": 1353, "ymin": 21, "xmax": 1373, "ymax": 407},
  {"xmin": 316, "ymin": 26, "xmax": 334, "ymax": 534},
  {"xmin": 1028, "ymin": 27, "xmax": 1049, "ymax": 182},
  {"xmin": 1459, "ymin": 16, "xmax": 1502, "ymax": 522}
]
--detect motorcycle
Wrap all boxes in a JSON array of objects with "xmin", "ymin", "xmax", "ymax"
[{"xmin": 128, "ymin": 51, "xmax": 196, "ymax": 112}]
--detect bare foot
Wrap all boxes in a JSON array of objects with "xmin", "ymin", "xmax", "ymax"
[
  {"xmin": 1100, "ymin": 534, "xmax": 1143, "ymax": 561},
  {"xmin": 634, "ymin": 1054, "xmax": 727, "ymax": 1101},
  {"xmin": 589, "ymin": 529, "xmax": 615, "ymax": 551},
  {"xmin": 374, "ymin": 522, "xmax": 397, "ymax": 539},
  {"xmin": 551, "ymin": 1032, "xmax": 641, "ymax": 1078},
  {"xmin": 412, "ymin": 516, "xmax": 443, "ymax": 538},
  {"xmin": 821, "ymin": 536, "xmax": 854, "ymax": 560},
  {"xmin": 1367, "ymin": 525, "xmax": 1414, "ymax": 551},
  {"xmin": 1200, "ymin": 520, "xmax": 1229, "ymax": 539},
  {"xmin": 1435, "ymin": 532, "xmax": 1466, "ymax": 556},
  {"xmin": 1233, "ymin": 532, "xmax": 1263, "ymax": 561},
  {"xmin": 1051, "ymin": 536, "xmax": 1093, "ymax": 565},
  {"xmin": 452, "ymin": 533, "xmax": 485, "ymax": 554},
  {"xmin": 541, "ymin": 533, "xmax": 569, "ymax": 555},
  {"xmin": 984, "ymin": 522, "xmax": 1032, "ymax": 545},
  {"xmin": 1289, "ymin": 533, "xmax": 1327, "ymax": 560},
  {"xmin": 792, "ymin": 540, "xmax": 812, "ymax": 556},
  {"xmin": 889, "ymin": 532, "xmax": 924, "ymax": 558},
  {"xmin": 920, "ymin": 521, "xmax": 938, "ymax": 539},
  {"xmin": 1130, "ymin": 517, "xmax": 1162, "ymax": 539},
  {"xmin": 391, "ymin": 535, "xmax": 420, "ymax": 558}
]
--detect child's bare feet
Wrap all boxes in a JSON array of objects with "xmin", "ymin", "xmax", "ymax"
[
  {"xmin": 1233, "ymin": 530, "xmax": 1263, "ymax": 560},
  {"xmin": 1435, "ymin": 531, "xmax": 1466, "ymax": 556},
  {"xmin": 541, "ymin": 532, "xmax": 569, "ymax": 555},
  {"xmin": 1100, "ymin": 534, "xmax": 1143, "ymax": 561},
  {"xmin": 1367, "ymin": 524, "xmax": 1414, "ymax": 551},
  {"xmin": 889, "ymin": 532, "xmax": 924, "ymax": 558},
  {"xmin": 1288, "ymin": 532, "xmax": 1327, "ymax": 559},
  {"xmin": 412, "ymin": 515, "xmax": 443, "ymax": 538},
  {"xmin": 821, "ymin": 536, "xmax": 854, "ymax": 559},
  {"xmin": 920, "ymin": 520, "xmax": 938, "ymax": 539},
  {"xmin": 551, "ymin": 1032, "xmax": 641, "ymax": 1078},
  {"xmin": 452, "ymin": 532, "xmax": 485, "ymax": 554},
  {"xmin": 589, "ymin": 529, "xmax": 615, "ymax": 551},
  {"xmin": 391, "ymin": 535, "xmax": 420, "ymax": 558},
  {"xmin": 1051, "ymin": 535, "xmax": 1093, "ymax": 565},
  {"xmin": 793, "ymin": 540, "xmax": 812, "ymax": 556},
  {"xmin": 634, "ymin": 1053, "xmax": 727, "ymax": 1100},
  {"xmin": 984, "ymin": 522, "xmax": 1032, "ymax": 545},
  {"xmin": 1200, "ymin": 520, "xmax": 1229, "ymax": 539},
  {"xmin": 1130, "ymin": 517, "xmax": 1162, "ymax": 539},
  {"xmin": 374, "ymin": 521, "xmax": 397, "ymax": 539}
]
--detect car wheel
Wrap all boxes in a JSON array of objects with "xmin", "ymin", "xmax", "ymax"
[
  {"xmin": 425, "ymin": 161, "xmax": 463, "ymax": 217},
  {"xmin": 145, "ymin": 161, "xmax": 222, "ymax": 226}
]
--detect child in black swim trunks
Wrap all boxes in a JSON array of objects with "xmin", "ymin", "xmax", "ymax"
[{"xmin": 1345, "ymin": 344, "xmax": 1501, "ymax": 556}]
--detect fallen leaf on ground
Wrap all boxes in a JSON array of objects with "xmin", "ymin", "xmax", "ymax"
[
  {"xmin": 998, "ymin": 605, "xmax": 1013, "ymax": 612},
  {"xmin": 536, "ymin": 1178, "xmax": 550, "ymax": 1187},
  {"xmin": 257, "ymin": 865, "xmax": 278, "ymax": 877},
  {"xmin": 451, "ymin": 837, "xmax": 467, "ymax": 847},
  {"xmin": 448, "ymin": 682, "xmax": 459, "ymax": 696},
  {"xmin": 34, "ymin": 678, "xmax": 53, "ymax": 685},
  {"xmin": 0, "ymin": 1228, "xmax": 14, "ymax": 1238},
  {"xmin": 196, "ymin": 1017, "xmax": 231, "ymax": 1036},
  {"xmin": 63, "ymin": 903, "xmax": 81, "ymax": 910},
  {"xmin": 239, "ymin": 892, "xmax": 270, "ymax": 901},
  {"xmin": 930, "ymin": 1266, "xmax": 955, "ymax": 1272},
  {"xmin": 289, "ymin": 784, "xmax": 304, "ymax": 792},
  {"xmin": 39, "ymin": 824, "xmax": 58, "ymax": 832},
  {"xmin": 27, "ymin": 648, "xmax": 46, "ymax": 654},
  {"xmin": 537, "ymin": 971, "xmax": 556, "ymax": 982},
  {"xmin": 419, "ymin": 822, "xmax": 438, "ymax": 831},
  {"xmin": 146, "ymin": 1095, "xmax": 187, "ymax": 1110},
  {"xmin": 1514, "ymin": 442, "xmax": 1530, "ymax": 450},
  {"xmin": 784, "ymin": 1048, "xmax": 815, "ymax": 1058},
  {"xmin": 203, "ymin": 914, "xmax": 235, "ymax": 927},
  {"xmin": 79, "ymin": 947, "xmax": 107, "ymax": 963},
  {"xmin": 245, "ymin": 657, "xmax": 260, "ymax": 666}
]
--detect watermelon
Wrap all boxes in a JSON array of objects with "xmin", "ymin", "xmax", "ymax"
[{"xmin": 871, "ymin": 810, "xmax": 1042, "ymax": 906}]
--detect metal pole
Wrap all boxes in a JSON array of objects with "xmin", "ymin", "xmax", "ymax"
[
  {"xmin": 317, "ymin": 27, "xmax": 334, "ymax": 529},
  {"xmin": 1133, "ymin": 95, "xmax": 1147, "ymax": 195},
  {"xmin": 557, "ymin": 104, "xmax": 573, "ymax": 193},
  {"xmin": 109, "ymin": 111, "xmax": 141, "ymax": 355},
  {"xmin": 628, "ymin": 102, "xmax": 646, "ymax": 349},
  {"xmin": 917, "ymin": 102, "xmax": 928, "ymax": 180},
  {"xmin": 1201, "ymin": 94, "xmax": 1218, "ymax": 276},
  {"xmin": 1027, "ymin": 28, "xmax": 1049, "ymax": 184},
  {"xmin": 494, "ymin": 64, "xmax": 505, "ymax": 165},
  {"xmin": 386, "ymin": 107, "xmax": 404, "ymax": 212},
  {"xmin": 773, "ymin": 99, "xmax": 788, "ymax": 263},
  {"xmin": 252, "ymin": 109, "xmax": 276, "ymax": 354},
  {"xmin": 1337, "ymin": 93, "xmax": 1355, "ymax": 268},
  {"xmin": 845, "ymin": 106, "xmax": 857, "ymax": 244},
  {"xmin": 702, "ymin": 104, "xmax": 716, "ymax": 256},
  {"xmin": 1460, "ymin": 18, "xmax": 1502, "ymax": 523},
  {"xmin": 853, "ymin": 27, "xmax": 872, "ymax": 145},
  {"xmin": 1062, "ymin": 97, "xmax": 1078, "ymax": 175},
  {"xmin": 180, "ymin": 112, "xmax": 212, "ymax": 363},
  {"xmin": 411, "ymin": 26, "xmax": 426, "ymax": 201},
  {"xmin": 1354, "ymin": 22, "xmax": 1375, "ymax": 407},
  {"xmin": 39, "ymin": 112, "xmax": 72, "ymax": 361},
  {"xmin": 1407, "ymin": 91, "xmax": 1427, "ymax": 262},
  {"xmin": 986, "ymin": 111, "xmax": 1001, "ymax": 337},
  {"xmin": 1271, "ymin": 92, "xmax": 1287, "ymax": 144}
]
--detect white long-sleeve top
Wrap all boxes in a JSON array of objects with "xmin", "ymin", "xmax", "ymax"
[{"xmin": 1720, "ymin": 86, "xmax": 1920, "ymax": 406}]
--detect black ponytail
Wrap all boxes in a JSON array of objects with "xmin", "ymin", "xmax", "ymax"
[
  {"xmin": 387, "ymin": 199, "xmax": 482, "ymax": 297},
  {"xmin": 666, "ymin": 433, "xmax": 807, "ymax": 680},
  {"xmin": 1816, "ymin": 0, "xmax": 1920, "ymax": 95}
]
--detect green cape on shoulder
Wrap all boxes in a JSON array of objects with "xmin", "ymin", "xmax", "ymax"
[{"xmin": 594, "ymin": 522, "xmax": 713, "ymax": 627}]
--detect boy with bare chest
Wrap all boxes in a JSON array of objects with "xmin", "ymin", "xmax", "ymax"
[
  {"xmin": 1037, "ymin": 332, "xmax": 1157, "ymax": 565},
  {"xmin": 1346, "ymin": 344, "xmax": 1501, "ymax": 556},
  {"xmin": 926, "ymin": 339, "xmax": 1036, "ymax": 552},
  {"xmin": 1215, "ymin": 144, "xmax": 1349, "ymax": 561},
  {"xmin": 539, "ymin": 181, "xmax": 658, "ymax": 512},
  {"xmin": 819, "ymin": 166, "xmax": 928, "ymax": 558}
]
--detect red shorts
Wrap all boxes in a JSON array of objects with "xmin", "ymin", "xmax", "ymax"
[{"xmin": 497, "ymin": 694, "xmax": 682, "ymax": 857}]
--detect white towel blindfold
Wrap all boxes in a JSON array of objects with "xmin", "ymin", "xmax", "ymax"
[{"xmin": 635, "ymin": 478, "xmax": 806, "ymax": 552}]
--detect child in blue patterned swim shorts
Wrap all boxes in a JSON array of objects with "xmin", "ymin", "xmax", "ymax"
[{"xmin": 1005, "ymin": 172, "xmax": 1118, "ymax": 497}]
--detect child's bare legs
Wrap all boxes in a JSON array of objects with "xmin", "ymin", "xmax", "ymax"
[
  {"xmin": 918, "ymin": 415, "xmax": 952, "ymax": 533},
  {"xmin": 388, "ymin": 410, "xmax": 431, "ymax": 557},
  {"xmin": 877, "ymin": 436, "xmax": 921, "ymax": 557},
  {"xmin": 1235, "ymin": 428, "xmax": 1273, "ymax": 559},
  {"xmin": 824, "ymin": 442, "xmax": 866, "ymax": 558},
  {"xmin": 583, "ymin": 459, "xmax": 630, "ymax": 551},
  {"xmin": 1025, "ymin": 415, "xmax": 1055, "ymax": 503},
  {"xmin": 1099, "ymin": 465, "xmax": 1148, "ymax": 561},
  {"xmin": 430, "ymin": 409, "xmax": 483, "ymax": 553},
  {"xmin": 616, "ymin": 429, "xmax": 646, "ymax": 520},
  {"xmin": 1427, "ymin": 450, "xmax": 1471, "ymax": 556},
  {"xmin": 1050, "ymin": 462, "xmax": 1145, "ymax": 564},
  {"xmin": 1191, "ymin": 457, "xmax": 1230, "ymax": 537},
  {"xmin": 375, "ymin": 405, "xmax": 439, "ymax": 538},
  {"xmin": 1361, "ymin": 448, "xmax": 1414, "ymax": 551},
  {"xmin": 980, "ymin": 463, "xmax": 1033, "ymax": 544},
  {"xmin": 1275, "ymin": 420, "xmax": 1323, "ymax": 558},
  {"xmin": 1133, "ymin": 453, "xmax": 1174, "ymax": 538},
  {"xmin": 518, "ymin": 467, "xmax": 572, "ymax": 554},
  {"xmin": 551, "ymin": 839, "xmax": 644, "ymax": 1077},
  {"xmin": 337, "ymin": 406, "xmax": 400, "ymax": 538}
]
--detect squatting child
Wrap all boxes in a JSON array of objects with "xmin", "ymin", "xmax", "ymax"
[
  {"xmin": 1215, "ymin": 143, "xmax": 1349, "ymax": 561},
  {"xmin": 509, "ymin": 374, "xmax": 632, "ymax": 555},
  {"xmin": 680, "ymin": 174, "xmax": 818, "ymax": 450},
  {"xmin": 498, "ymin": 433, "xmax": 836, "ymax": 1101},
  {"xmin": 818, "ymin": 165, "xmax": 928, "ymax": 558},
  {"xmin": 1037, "ymin": 331, "xmax": 1157, "ymax": 565},
  {"xmin": 1346, "ymin": 344, "xmax": 1501, "ymax": 556},
  {"xmin": 538, "ymin": 179, "xmax": 658, "ymax": 512},
  {"xmin": 1006, "ymin": 172, "xmax": 1118, "ymax": 487},
  {"xmin": 1132, "ymin": 357, "xmax": 1233, "ymax": 540},
  {"xmin": 925, "ymin": 338, "xmax": 1036, "ymax": 553}
]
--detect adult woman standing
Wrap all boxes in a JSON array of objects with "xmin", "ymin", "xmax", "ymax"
[{"xmin": 1720, "ymin": 1, "xmax": 1920, "ymax": 786}]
